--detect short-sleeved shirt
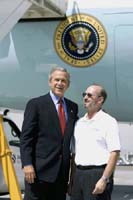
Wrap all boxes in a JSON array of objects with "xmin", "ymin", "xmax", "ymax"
[{"xmin": 74, "ymin": 110, "xmax": 121, "ymax": 166}]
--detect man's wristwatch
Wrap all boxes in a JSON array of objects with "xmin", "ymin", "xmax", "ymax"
[{"xmin": 101, "ymin": 175, "xmax": 109, "ymax": 183}]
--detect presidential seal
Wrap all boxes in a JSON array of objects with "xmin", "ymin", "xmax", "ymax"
[{"xmin": 54, "ymin": 14, "xmax": 107, "ymax": 67}]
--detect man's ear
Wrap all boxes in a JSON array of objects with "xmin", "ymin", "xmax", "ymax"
[
  {"xmin": 48, "ymin": 80, "xmax": 51, "ymax": 87},
  {"xmin": 98, "ymin": 96, "xmax": 104, "ymax": 104}
]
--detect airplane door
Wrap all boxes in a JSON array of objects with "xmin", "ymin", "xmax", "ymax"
[{"xmin": 115, "ymin": 25, "xmax": 133, "ymax": 121}]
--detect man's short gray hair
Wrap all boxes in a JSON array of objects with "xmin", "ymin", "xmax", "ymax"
[{"xmin": 49, "ymin": 67, "xmax": 70, "ymax": 85}]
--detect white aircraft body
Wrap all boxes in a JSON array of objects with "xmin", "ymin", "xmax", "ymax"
[{"xmin": 0, "ymin": 0, "xmax": 133, "ymax": 194}]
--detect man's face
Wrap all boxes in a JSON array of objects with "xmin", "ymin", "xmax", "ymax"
[
  {"xmin": 83, "ymin": 86, "xmax": 102, "ymax": 112},
  {"xmin": 49, "ymin": 70, "xmax": 69, "ymax": 97}
]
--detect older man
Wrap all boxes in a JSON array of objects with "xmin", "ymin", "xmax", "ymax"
[
  {"xmin": 71, "ymin": 84, "xmax": 120, "ymax": 200},
  {"xmin": 20, "ymin": 67, "xmax": 78, "ymax": 200}
]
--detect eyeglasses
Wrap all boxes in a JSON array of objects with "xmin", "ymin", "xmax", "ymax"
[
  {"xmin": 82, "ymin": 92, "xmax": 93, "ymax": 98},
  {"xmin": 82, "ymin": 92, "xmax": 101, "ymax": 98}
]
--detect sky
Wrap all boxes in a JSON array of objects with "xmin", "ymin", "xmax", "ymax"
[{"xmin": 68, "ymin": 0, "xmax": 133, "ymax": 9}]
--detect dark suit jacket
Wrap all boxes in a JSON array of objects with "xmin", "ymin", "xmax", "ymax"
[{"xmin": 20, "ymin": 93, "xmax": 78, "ymax": 183}]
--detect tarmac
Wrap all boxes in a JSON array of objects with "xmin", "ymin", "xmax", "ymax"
[
  {"xmin": 0, "ymin": 186, "xmax": 133, "ymax": 200},
  {"xmin": 1, "ymin": 166, "xmax": 133, "ymax": 200}
]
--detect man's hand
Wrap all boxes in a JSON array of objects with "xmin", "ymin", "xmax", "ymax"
[
  {"xmin": 92, "ymin": 178, "xmax": 107, "ymax": 195},
  {"xmin": 23, "ymin": 165, "xmax": 36, "ymax": 184}
]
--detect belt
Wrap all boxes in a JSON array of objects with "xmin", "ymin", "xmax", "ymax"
[{"xmin": 77, "ymin": 164, "xmax": 106, "ymax": 170}]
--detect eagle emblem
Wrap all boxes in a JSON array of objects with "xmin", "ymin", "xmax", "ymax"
[
  {"xmin": 69, "ymin": 27, "xmax": 93, "ymax": 54},
  {"xmin": 54, "ymin": 14, "xmax": 107, "ymax": 67}
]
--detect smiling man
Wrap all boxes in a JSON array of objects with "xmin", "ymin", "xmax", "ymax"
[
  {"xmin": 71, "ymin": 84, "xmax": 120, "ymax": 200},
  {"xmin": 20, "ymin": 67, "xmax": 78, "ymax": 200}
]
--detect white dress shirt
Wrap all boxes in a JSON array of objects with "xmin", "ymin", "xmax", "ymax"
[{"xmin": 74, "ymin": 110, "xmax": 121, "ymax": 166}]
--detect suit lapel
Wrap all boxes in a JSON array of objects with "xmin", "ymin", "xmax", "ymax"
[
  {"xmin": 65, "ymin": 99, "xmax": 75, "ymax": 121},
  {"xmin": 64, "ymin": 99, "xmax": 76, "ymax": 136},
  {"xmin": 46, "ymin": 94, "xmax": 75, "ymax": 138},
  {"xmin": 46, "ymin": 93, "xmax": 63, "ymax": 137}
]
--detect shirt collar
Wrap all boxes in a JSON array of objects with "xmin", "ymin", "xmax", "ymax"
[
  {"xmin": 50, "ymin": 90, "xmax": 65, "ymax": 105},
  {"xmin": 82, "ymin": 109, "xmax": 103, "ymax": 121}
]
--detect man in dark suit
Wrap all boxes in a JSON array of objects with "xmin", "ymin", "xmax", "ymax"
[{"xmin": 20, "ymin": 67, "xmax": 78, "ymax": 200}]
